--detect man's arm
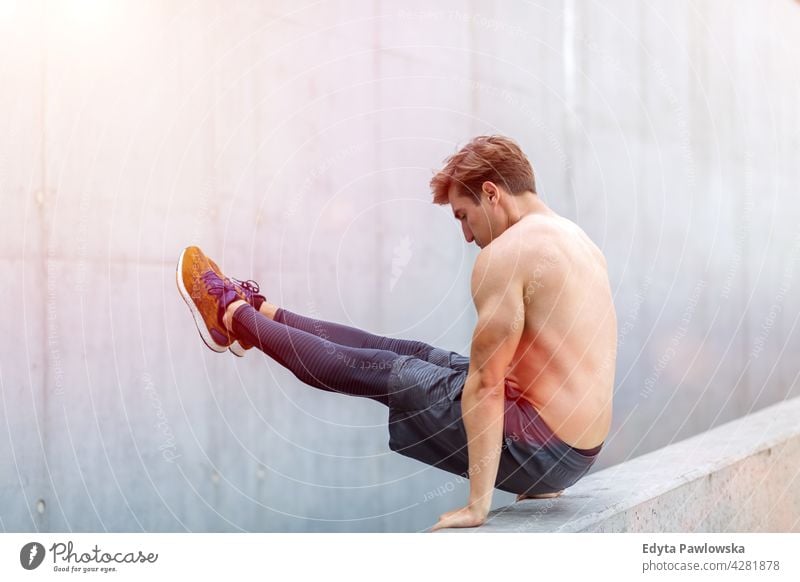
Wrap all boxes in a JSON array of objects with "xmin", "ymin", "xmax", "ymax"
[
  {"xmin": 462, "ymin": 247, "xmax": 524, "ymax": 512},
  {"xmin": 431, "ymin": 246, "xmax": 524, "ymax": 530}
]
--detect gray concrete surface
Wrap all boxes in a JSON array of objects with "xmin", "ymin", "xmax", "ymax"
[
  {"xmin": 449, "ymin": 396, "xmax": 800, "ymax": 532},
  {"xmin": 1, "ymin": 0, "xmax": 799, "ymax": 532}
]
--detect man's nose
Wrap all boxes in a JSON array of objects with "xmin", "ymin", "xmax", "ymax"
[{"xmin": 462, "ymin": 223, "xmax": 474, "ymax": 243}]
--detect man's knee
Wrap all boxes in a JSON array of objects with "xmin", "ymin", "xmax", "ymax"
[{"xmin": 424, "ymin": 347, "xmax": 468, "ymax": 370}]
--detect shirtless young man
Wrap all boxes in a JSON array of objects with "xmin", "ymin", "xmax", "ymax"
[{"xmin": 176, "ymin": 135, "xmax": 617, "ymax": 531}]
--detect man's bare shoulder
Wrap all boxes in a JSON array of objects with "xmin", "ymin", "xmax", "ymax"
[
  {"xmin": 487, "ymin": 215, "xmax": 568, "ymax": 266},
  {"xmin": 515, "ymin": 213, "xmax": 607, "ymax": 269},
  {"xmin": 472, "ymin": 219, "xmax": 564, "ymax": 291}
]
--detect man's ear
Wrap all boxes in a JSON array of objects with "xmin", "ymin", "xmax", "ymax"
[{"xmin": 482, "ymin": 181, "xmax": 499, "ymax": 204}]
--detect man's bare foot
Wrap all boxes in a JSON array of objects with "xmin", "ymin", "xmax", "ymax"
[
  {"xmin": 516, "ymin": 490, "xmax": 563, "ymax": 502},
  {"xmin": 258, "ymin": 301, "xmax": 279, "ymax": 321}
]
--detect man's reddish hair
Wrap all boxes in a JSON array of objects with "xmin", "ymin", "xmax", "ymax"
[{"xmin": 430, "ymin": 135, "xmax": 536, "ymax": 205}]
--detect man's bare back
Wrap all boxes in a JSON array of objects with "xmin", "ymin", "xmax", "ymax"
[{"xmin": 478, "ymin": 212, "xmax": 616, "ymax": 450}]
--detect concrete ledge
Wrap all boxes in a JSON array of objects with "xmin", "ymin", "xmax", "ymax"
[{"xmin": 448, "ymin": 397, "xmax": 800, "ymax": 532}]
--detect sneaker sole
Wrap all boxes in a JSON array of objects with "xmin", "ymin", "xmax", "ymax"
[
  {"xmin": 229, "ymin": 341, "xmax": 246, "ymax": 357},
  {"xmin": 176, "ymin": 247, "xmax": 228, "ymax": 353}
]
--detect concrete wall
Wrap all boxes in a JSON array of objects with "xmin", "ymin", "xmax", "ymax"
[
  {"xmin": 1, "ymin": 0, "xmax": 799, "ymax": 532},
  {"xmin": 454, "ymin": 397, "xmax": 800, "ymax": 532}
]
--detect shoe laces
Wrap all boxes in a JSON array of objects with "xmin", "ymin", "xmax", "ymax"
[
  {"xmin": 231, "ymin": 278, "xmax": 260, "ymax": 296},
  {"xmin": 232, "ymin": 278, "xmax": 266, "ymax": 306},
  {"xmin": 201, "ymin": 271, "xmax": 238, "ymax": 297}
]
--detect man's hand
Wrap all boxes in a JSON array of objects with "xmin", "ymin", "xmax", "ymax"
[{"xmin": 430, "ymin": 504, "xmax": 489, "ymax": 532}]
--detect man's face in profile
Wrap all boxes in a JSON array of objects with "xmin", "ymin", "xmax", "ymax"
[{"xmin": 447, "ymin": 184, "xmax": 497, "ymax": 248}]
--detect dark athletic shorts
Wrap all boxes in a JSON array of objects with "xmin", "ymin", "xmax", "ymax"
[{"xmin": 386, "ymin": 348, "xmax": 602, "ymax": 496}]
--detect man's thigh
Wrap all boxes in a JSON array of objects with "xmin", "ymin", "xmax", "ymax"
[
  {"xmin": 387, "ymin": 354, "xmax": 467, "ymax": 412},
  {"xmin": 386, "ymin": 355, "xmax": 471, "ymax": 478}
]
